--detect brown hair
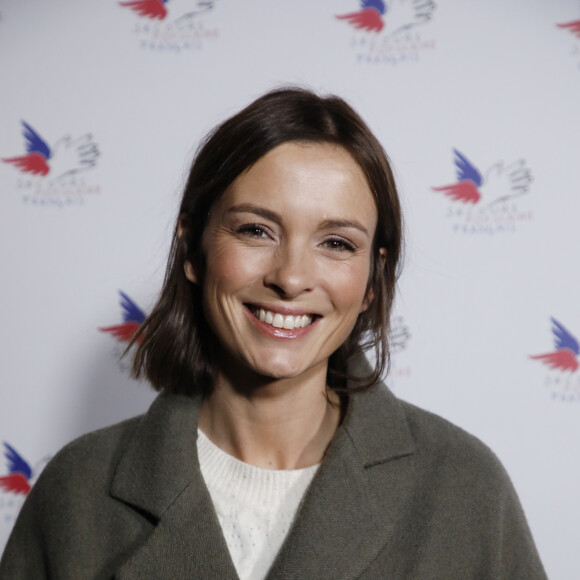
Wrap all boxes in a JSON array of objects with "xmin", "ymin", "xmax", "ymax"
[{"xmin": 131, "ymin": 87, "xmax": 402, "ymax": 395}]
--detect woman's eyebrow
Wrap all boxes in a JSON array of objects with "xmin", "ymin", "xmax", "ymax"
[
  {"xmin": 319, "ymin": 219, "xmax": 370, "ymax": 237},
  {"xmin": 228, "ymin": 203, "xmax": 281, "ymax": 224}
]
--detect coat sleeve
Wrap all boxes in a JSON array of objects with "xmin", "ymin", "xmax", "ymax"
[{"xmin": 489, "ymin": 462, "xmax": 547, "ymax": 578}]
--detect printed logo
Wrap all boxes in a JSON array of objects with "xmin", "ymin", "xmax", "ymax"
[
  {"xmin": 431, "ymin": 148, "xmax": 533, "ymax": 234},
  {"xmin": 2, "ymin": 121, "xmax": 101, "ymax": 208},
  {"xmin": 0, "ymin": 443, "xmax": 50, "ymax": 525},
  {"xmin": 120, "ymin": 0, "xmax": 218, "ymax": 52},
  {"xmin": 0, "ymin": 444, "xmax": 35, "ymax": 496},
  {"xmin": 100, "ymin": 291, "xmax": 146, "ymax": 372},
  {"xmin": 557, "ymin": 14, "xmax": 580, "ymax": 69},
  {"xmin": 530, "ymin": 318, "xmax": 580, "ymax": 402},
  {"xmin": 336, "ymin": 0, "xmax": 437, "ymax": 65},
  {"xmin": 387, "ymin": 315, "xmax": 412, "ymax": 384},
  {"xmin": 100, "ymin": 291, "xmax": 146, "ymax": 345}
]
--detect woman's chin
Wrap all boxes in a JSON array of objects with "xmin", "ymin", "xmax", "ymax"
[
  {"xmin": 212, "ymin": 345, "xmax": 328, "ymax": 388},
  {"xmin": 247, "ymin": 355, "xmax": 327, "ymax": 384}
]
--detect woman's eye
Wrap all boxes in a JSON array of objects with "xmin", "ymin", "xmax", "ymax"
[
  {"xmin": 238, "ymin": 224, "xmax": 269, "ymax": 239},
  {"xmin": 323, "ymin": 237, "xmax": 356, "ymax": 252}
]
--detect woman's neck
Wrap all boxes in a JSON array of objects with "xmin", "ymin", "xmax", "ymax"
[{"xmin": 198, "ymin": 365, "xmax": 342, "ymax": 470}]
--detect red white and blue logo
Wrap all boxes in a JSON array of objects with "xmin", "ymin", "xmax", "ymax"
[
  {"xmin": 2, "ymin": 121, "xmax": 101, "ymax": 207},
  {"xmin": 0, "ymin": 443, "xmax": 50, "ymax": 527},
  {"xmin": 336, "ymin": 0, "xmax": 437, "ymax": 65},
  {"xmin": 530, "ymin": 318, "xmax": 579, "ymax": 373},
  {"xmin": 120, "ymin": 0, "xmax": 218, "ymax": 52},
  {"xmin": 557, "ymin": 14, "xmax": 580, "ymax": 70},
  {"xmin": 0, "ymin": 443, "xmax": 34, "ymax": 496},
  {"xmin": 337, "ymin": 0, "xmax": 388, "ymax": 33},
  {"xmin": 100, "ymin": 291, "xmax": 147, "ymax": 372},
  {"xmin": 530, "ymin": 318, "xmax": 580, "ymax": 402},
  {"xmin": 3, "ymin": 121, "xmax": 99, "ymax": 179},
  {"xmin": 431, "ymin": 148, "xmax": 533, "ymax": 234},
  {"xmin": 0, "ymin": 443, "xmax": 50, "ymax": 497},
  {"xmin": 100, "ymin": 291, "xmax": 146, "ymax": 345}
]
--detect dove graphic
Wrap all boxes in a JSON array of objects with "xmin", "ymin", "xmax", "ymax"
[
  {"xmin": 3, "ymin": 121, "xmax": 100, "ymax": 179},
  {"xmin": 432, "ymin": 149, "xmax": 532, "ymax": 206}
]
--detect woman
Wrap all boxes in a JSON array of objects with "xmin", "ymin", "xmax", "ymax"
[{"xmin": 0, "ymin": 88, "xmax": 546, "ymax": 579}]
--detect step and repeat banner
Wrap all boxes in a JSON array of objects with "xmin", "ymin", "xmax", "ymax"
[{"xmin": 1, "ymin": 1, "xmax": 579, "ymax": 577}]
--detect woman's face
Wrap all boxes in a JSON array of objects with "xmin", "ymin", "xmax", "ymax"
[{"xmin": 186, "ymin": 142, "xmax": 379, "ymax": 383}]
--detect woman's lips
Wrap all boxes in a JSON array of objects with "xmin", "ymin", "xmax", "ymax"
[{"xmin": 245, "ymin": 304, "xmax": 318, "ymax": 335}]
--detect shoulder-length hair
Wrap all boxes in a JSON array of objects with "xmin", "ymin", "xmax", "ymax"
[{"xmin": 131, "ymin": 87, "xmax": 403, "ymax": 395}]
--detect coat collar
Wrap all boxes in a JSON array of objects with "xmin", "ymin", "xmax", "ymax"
[
  {"xmin": 111, "ymin": 362, "xmax": 416, "ymax": 578},
  {"xmin": 340, "ymin": 357, "xmax": 417, "ymax": 467},
  {"xmin": 267, "ymin": 379, "xmax": 416, "ymax": 578},
  {"xmin": 110, "ymin": 392, "xmax": 205, "ymax": 520}
]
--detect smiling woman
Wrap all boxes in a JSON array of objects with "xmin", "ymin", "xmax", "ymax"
[
  {"xmin": 0, "ymin": 88, "xmax": 546, "ymax": 579},
  {"xmin": 133, "ymin": 88, "xmax": 402, "ymax": 402}
]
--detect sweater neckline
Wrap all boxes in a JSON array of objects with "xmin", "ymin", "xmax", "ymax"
[{"xmin": 197, "ymin": 429, "xmax": 319, "ymax": 509}]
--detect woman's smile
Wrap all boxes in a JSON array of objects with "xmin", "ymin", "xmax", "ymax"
[
  {"xmin": 244, "ymin": 304, "xmax": 319, "ymax": 340},
  {"xmin": 185, "ymin": 141, "xmax": 378, "ymax": 381},
  {"xmin": 247, "ymin": 304, "xmax": 315, "ymax": 329}
]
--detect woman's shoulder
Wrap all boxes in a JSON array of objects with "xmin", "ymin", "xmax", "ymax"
[
  {"xmin": 400, "ymin": 396, "xmax": 499, "ymax": 458},
  {"xmin": 33, "ymin": 392, "xmax": 201, "ymax": 498},
  {"xmin": 346, "ymin": 359, "xmax": 506, "ymax": 479},
  {"xmin": 33, "ymin": 415, "xmax": 143, "ymax": 499},
  {"xmin": 342, "ymin": 386, "xmax": 546, "ymax": 579},
  {"xmin": 0, "ymin": 411, "xmax": 164, "ymax": 577},
  {"xmin": 352, "ymin": 384, "xmax": 514, "ymax": 490}
]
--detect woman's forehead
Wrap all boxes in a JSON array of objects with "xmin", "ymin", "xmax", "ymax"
[
  {"xmin": 214, "ymin": 142, "xmax": 377, "ymax": 226},
  {"xmin": 230, "ymin": 141, "xmax": 369, "ymax": 193}
]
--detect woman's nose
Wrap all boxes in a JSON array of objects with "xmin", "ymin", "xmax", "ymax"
[{"xmin": 263, "ymin": 244, "xmax": 314, "ymax": 298}]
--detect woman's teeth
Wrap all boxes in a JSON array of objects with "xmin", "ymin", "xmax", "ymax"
[{"xmin": 256, "ymin": 308, "xmax": 313, "ymax": 329}]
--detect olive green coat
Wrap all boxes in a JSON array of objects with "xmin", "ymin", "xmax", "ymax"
[{"xmin": 0, "ymin": 380, "xmax": 546, "ymax": 579}]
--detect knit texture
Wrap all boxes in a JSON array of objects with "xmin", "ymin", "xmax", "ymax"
[{"xmin": 197, "ymin": 429, "xmax": 318, "ymax": 580}]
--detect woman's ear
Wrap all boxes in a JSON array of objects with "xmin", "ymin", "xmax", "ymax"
[
  {"xmin": 360, "ymin": 248, "xmax": 386, "ymax": 313},
  {"xmin": 178, "ymin": 214, "xmax": 198, "ymax": 285},
  {"xmin": 177, "ymin": 213, "xmax": 188, "ymax": 240},
  {"xmin": 184, "ymin": 261, "xmax": 198, "ymax": 284},
  {"xmin": 378, "ymin": 247, "xmax": 387, "ymax": 264},
  {"xmin": 360, "ymin": 292, "xmax": 373, "ymax": 314}
]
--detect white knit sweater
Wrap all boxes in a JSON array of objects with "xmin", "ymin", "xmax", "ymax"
[{"xmin": 197, "ymin": 429, "xmax": 319, "ymax": 580}]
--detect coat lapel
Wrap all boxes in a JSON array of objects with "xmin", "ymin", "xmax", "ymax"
[
  {"xmin": 110, "ymin": 393, "xmax": 239, "ymax": 579},
  {"xmin": 267, "ymin": 382, "xmax": 416, "ymax": 579}
]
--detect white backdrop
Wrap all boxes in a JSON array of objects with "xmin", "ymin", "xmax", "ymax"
[{"xmin": 1, "ymin": 1, "xmax": 579, "ymax": 577}]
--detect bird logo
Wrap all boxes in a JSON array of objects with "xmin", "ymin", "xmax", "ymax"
[
  {"xmin": 432, "ymin": 149, "xmax": 532, "ymax": 206},
  {"xmin": 336, "ymin": 0, "xmax": 435, "ymax": 35},
  {"xmin": 119, "ymin": 0, "xmax": 214, "ymax": 21},
  {"xmin": 336, "ymin": 0, "xmax": 386, "ymax": 33},
  {"xmin": 100, "ymin": 291, "xmax": 146, "ymax": 344},
  {"xmin": 2, "ymin": 121, "xmax": 100, "ymax": 179},
  {"xmin": 530, "ymin": 318, "xmax": 579, "ymax": 373},
  {"xmin": 557, "ymin": 19, "xmax": 580, "ymax": 39},
  {"xmin": 120, "ymin": 0, "xmax": 169, "ymax": 20},
  {"xmin": 0, "ymin": 443, "xmax": 37, "ymax": 496}
]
